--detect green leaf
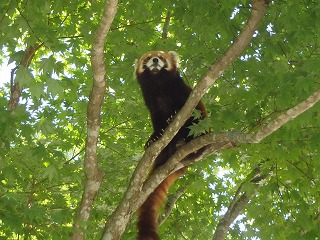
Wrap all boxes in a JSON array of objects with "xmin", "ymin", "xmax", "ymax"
[
  {"xmin": 29, "ymin": 81, "xmax": 45, "ymax": 99},
  {"xmin": 46, "ymin": 78, "xmax": 64, "ymax": 96},
  {"xmin": 8, "ymin": 51, "xmax": 25, "ymax": 64},
  {"xmin": 15, "ymin": 66, "xmax": 33, "ymax": 88},
  {"xmin": 43, "ymin": 165, "xmax": 58, "ymax": 182}
]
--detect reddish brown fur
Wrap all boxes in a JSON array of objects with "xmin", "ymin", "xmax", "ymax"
[
  {"xmin": 137, "ymin": 169, "xmax": 185, "ymax": 240},
  {"xmin": 135, "ymin": 51, "xmax": 207, "ymax": 240}
]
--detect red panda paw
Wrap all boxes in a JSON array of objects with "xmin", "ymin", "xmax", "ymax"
[
  {"xmin": 166, "ymin": 110, "xmax": 178, "ymax": 124},
  {"xmin": 144, "ymin": 130, "xmax": 165, "ymax": 150}
]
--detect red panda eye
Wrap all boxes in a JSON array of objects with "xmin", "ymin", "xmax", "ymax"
[
  {"xmin": 159, "ymin": 56, "xmax": 164, "ymax": 60},
  {"xmin": 145, "ymin": 56, "xmax": 151, "ymax": 61}
]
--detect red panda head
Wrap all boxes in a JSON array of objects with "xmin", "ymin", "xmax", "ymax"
[{"xmin": 134, "ymin": 51, "xmax": 180, "ymax": 77}]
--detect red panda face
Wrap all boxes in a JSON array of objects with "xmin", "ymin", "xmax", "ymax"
[{"xmin": 135, "ymin": 51, "xmax": 180, "ymax": 76}]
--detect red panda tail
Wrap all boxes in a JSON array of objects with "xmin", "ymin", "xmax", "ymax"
[{"xmin": 137, "ymin": 168, "xmax": 186, "ymax": 240}]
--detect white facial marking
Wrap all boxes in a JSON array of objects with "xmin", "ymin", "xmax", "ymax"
[
  {"xmin": 135, "ymin": 51, "xmax": 179, "ymax": 75},
  {"xmin": 144, "ymin": 55, "xmax": 166, "ymax": 73}
]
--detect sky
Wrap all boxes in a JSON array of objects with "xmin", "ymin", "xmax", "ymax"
[{"xmin": 0, "ymin": 61, "xmax": 15, "ymax": 87}]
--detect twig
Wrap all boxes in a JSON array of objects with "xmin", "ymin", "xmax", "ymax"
[{"xmin": 162, "ymin": 10, "xmax": 172, "ymax": 39}]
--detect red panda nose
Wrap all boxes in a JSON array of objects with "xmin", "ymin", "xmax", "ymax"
[{"xmin": 152, "ymin": 58, "xmax": 159, "ymax": 63}]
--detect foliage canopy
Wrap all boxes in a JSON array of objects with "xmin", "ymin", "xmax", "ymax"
[{"xmin": 0, "ymin": 0, "xmax": 320, "ymax": 239}]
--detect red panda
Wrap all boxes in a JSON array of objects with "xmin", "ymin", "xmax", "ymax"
[{"xmin": 135, "ymin": 51, "xmax": 207, "ymax": 240}]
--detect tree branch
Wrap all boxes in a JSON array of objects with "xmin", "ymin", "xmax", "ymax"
[
  {"xmin": 126, "ymin": 83, "xmax": 320, "ymax": 238},
  {"xmin": 160, "ymin": 83, "xmax": 320, "ymax": 170},
  {"xmin": 159, "ymin": 185, "xmax": 187, "ymax": 226},
  {"xmin": 212, "ymin": 166, "xmax": 270, "ymax": 240},
  {"xmin": 173, "ymin": 0, "xmax": 269, "ymax": 134},
  {"xmin": 8, "ymin": 44, "xmax": 42, "ymax": 110},
  {"xmin": 166, "ymin": 83, "xmax": 320, "ymax": 167},
  {"xmin": 145, "ymin": 88, "xmax": 320, "ymax": 239},
  {"xmin": 161, "ymin": 10, "xmax": 172, "ymax": 39},
  {"xmin": 250, "ymin": 88, "xmax": 320, "ymax": 143},
  {"xmin": 70, "ymin": 0, "xmax": 118, "ymax": 239}
]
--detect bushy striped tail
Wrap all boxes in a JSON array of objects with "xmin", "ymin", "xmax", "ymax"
[{"xmin": 137, "ymin": 168, "xmax": 186, "ymax": 240}]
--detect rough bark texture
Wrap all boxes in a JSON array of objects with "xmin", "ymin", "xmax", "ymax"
[{"xmin": 70, "ymin": 1, "xmax": 118, "ymax": 239}]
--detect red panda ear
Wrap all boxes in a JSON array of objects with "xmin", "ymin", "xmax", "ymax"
[
  {"xmin": 134, "ymin": 58, "xmax": 139, "ymax": 75},
  {"xmin": 134, "ymin": 57, "xmax": 145, "ymax": 76},
  {"xmin": 168, "ymin": 51, "xmax": 180, "ymax": 69}
]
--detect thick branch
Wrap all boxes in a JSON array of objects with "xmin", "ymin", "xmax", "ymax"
[
  {"xmin": 101, "ymin": 1, "xmax": 320, "ymax": 238},
  {"xmin": 71, "ymin": 1, "xmax": 118, "ymax": 240}
]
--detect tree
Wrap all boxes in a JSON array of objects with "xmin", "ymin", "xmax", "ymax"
[{"xmin": 0, "ymin": 0, "xmax": 319, "ymax": 239}]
